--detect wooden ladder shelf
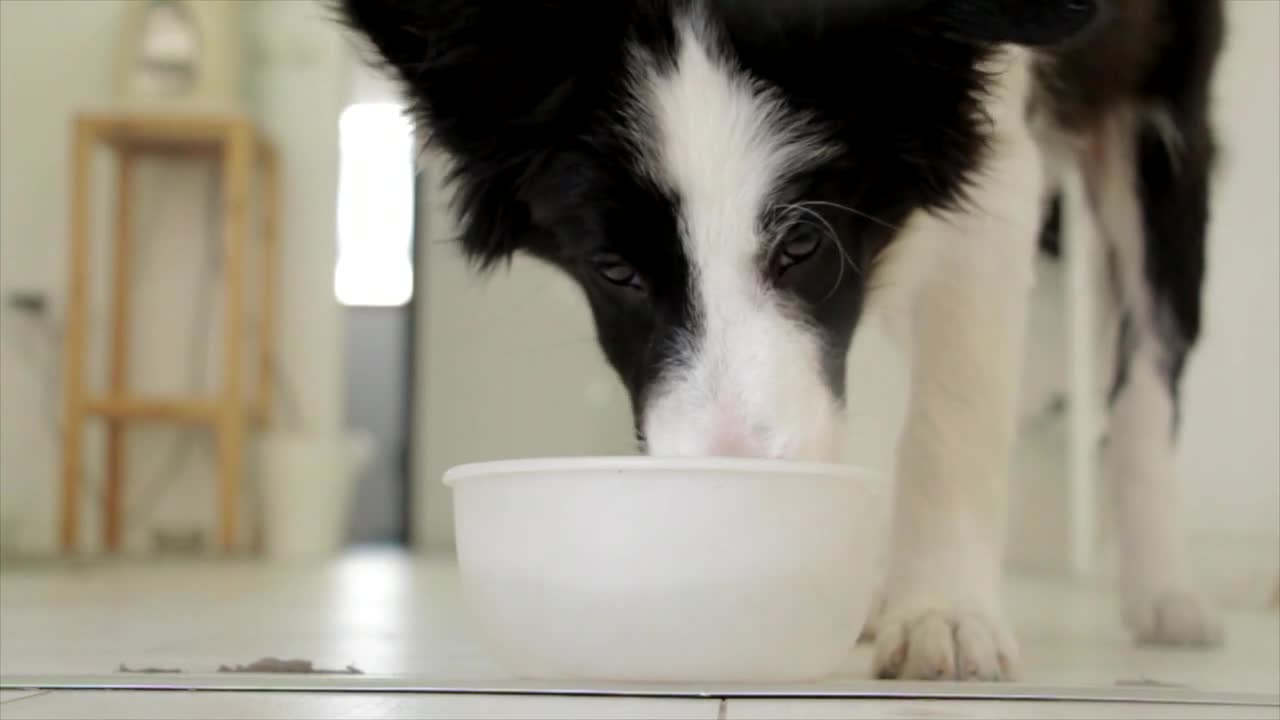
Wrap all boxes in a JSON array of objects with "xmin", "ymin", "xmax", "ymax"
[{"xmin": 61, "ymin": 112, "xmax": 279, "ymax": 555}]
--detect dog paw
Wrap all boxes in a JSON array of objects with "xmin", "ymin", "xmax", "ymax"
[
  {"xmin": 872, "ymin": 607, "xmax": 1017, "ymax": 681},
  {"xmin": 1125, "ymin": 591, "xmax": 1223, "ymax": 648}
]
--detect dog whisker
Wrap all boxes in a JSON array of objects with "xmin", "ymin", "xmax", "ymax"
[
  {"xmin": 776, "ymin": 203, "xmax": 864, "ymax": 296},
  {"xmin": 794, "ymin": 199, "xmax": 903, "ymax": 233}
]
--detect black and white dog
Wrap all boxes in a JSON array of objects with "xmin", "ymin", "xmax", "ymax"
[{"xmin": 340, "ymin": 0, "xmax": 1225, "ymax": 680}]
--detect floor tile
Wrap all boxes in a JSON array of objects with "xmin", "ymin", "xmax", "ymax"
[
  {"xmin": 1, "ymin": 550, "xmax": 1276, "ymax": 699},
  {"xmin": 0, "ymin": 690, "xmax": 46, "ymax": 705},
  {"xmin": 0, "ymin": 691, "xmax": 722, "ymax": 720},
  {"xmin": 725, "ymin": 699, "xmax": 1280, "ymax": 720}
]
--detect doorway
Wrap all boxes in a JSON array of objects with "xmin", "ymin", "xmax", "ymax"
[{"xmin": 336, "ymin": 66, "xmax": 419, "ymax": 546}]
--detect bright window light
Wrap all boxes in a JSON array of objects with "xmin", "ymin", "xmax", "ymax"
[{"xmin": 336, "ymin": 102, "xmax": 415, "ymax": 307}]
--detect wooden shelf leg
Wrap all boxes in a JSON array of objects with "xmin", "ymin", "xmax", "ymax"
[
  {"xmin": 257, "ymin": 146, "xmax": 279, "ymax": 425},
  {"xmin": 60, "ymin": 120, "xmax": 94, "ymax": 555},
  {"xmin": 104, "ymin": 150, "xmax": 136, "ymax": 553},
  {"xmin": 247, "ymin": 144, "xmax": 279, "ymax": 557},
  {"xmin": 217, "ymin": 126, "xmax": 252, "ymax": 553}
]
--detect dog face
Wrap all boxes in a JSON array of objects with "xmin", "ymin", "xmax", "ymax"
[{"xmin": 341, "ymin": 0, "xmax": 1095, "ymax": 459}]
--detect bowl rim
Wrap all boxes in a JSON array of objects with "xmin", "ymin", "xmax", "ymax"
[{"xmin": 442, "ymin": 456, "xmax": 877, "ymax": 486}]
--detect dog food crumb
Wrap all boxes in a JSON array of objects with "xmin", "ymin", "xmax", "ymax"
[{"xmin": 216, "ymin": 657, "xmax": 363, "ymax": 675}]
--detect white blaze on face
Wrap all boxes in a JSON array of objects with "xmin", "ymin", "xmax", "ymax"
[{"xmin": 632, "ymin": 16, "xmax": 843, "ymax": 460}]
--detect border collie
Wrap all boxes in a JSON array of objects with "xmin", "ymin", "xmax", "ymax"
[{"xmin": 340, "ymin": 0, "xmax": 1226, "ymax": 680}]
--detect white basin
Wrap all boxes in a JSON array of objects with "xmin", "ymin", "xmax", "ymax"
[{"xmin": 444, "ymin": 456, "xmax": 881, "ymax": 683}]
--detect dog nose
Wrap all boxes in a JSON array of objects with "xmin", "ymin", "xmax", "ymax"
[{"xmin": 707, "ymin": 424, "xmax": 761, "ymax": 458}]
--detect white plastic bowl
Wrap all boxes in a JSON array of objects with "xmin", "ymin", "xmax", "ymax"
[{"xmin": 444, "ymin": 456, "xmax": 880, "ymax": 683}]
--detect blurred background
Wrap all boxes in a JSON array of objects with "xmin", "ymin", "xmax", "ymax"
[{"xmin": 0, "ymin": 0, "xmax": 1275, "ymax": 689}]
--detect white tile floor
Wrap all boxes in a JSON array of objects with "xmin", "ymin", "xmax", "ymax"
[
  {"xmin": 0, "ymin": 690, "xmax": 723, "ymax": 720},
  {"xmin": 3, "ymin": 692, "xmax": 1278, "ymax": 720},
  {"xmin": 1, "ymin": 550, "xmax": 1276, "ymax": 719}
]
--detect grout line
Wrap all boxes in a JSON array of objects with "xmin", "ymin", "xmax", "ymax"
[
  {"xmin": 1, "ymin": 676, "xmax": 1276, "ymax": 707},
  {"xmin": 0, "ymin": 689, "xmax": 51, "ymax": 707}
]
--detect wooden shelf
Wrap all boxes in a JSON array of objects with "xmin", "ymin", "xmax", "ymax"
[
  {"xmin": 84, "ymin": 396, "xmax": 219, "ymax": 424},
  {"xmin": 83, "ymin": 396, "xmax": 265, "ymax": 425},
  {"xmin": 77, "ymin": 113, "xmax": 259, "ymax": 154},
  {"xmin": 61, "ymin": 111, "xmax": 278, "ymax": 555}
]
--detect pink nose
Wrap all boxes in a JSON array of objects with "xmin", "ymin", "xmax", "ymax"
[{"xmin": 708, "ymin": 425, "xmax": 759, "ymax": 457}]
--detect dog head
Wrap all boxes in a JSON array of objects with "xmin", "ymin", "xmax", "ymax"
[{"xmin": 340, "ymin": 0, "xmax": 1095, "ymax": 459}]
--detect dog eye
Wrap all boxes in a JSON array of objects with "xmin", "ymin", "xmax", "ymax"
[
  {"xmin": 773, "ymin": 231, "xmax": 822, "ymax": 275},
  {"xmin": 591, "ymin": 253, "xmax": 647, "ymax": 293}
]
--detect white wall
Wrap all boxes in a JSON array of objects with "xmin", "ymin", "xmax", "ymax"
[
  {"xmin": 0, "ymin": 0, "xmax": 350, "ymax": 555},
  {"xmin": 247, "ymin": 1, "xmax": 351, "ymax": 441},
  {"xmin": 1176, "ymin": 0, "xmax": 1280, "ymax": 584},
  {"xmin": 412, "ymin": 154, "xmax": 637, "ymax": 550},
  {"xmin": 1, "ymin": 0, "xmax": 118, "ymax": 553}
]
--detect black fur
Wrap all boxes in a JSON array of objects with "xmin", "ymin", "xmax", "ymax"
[
  {"xmin": 339, "ymin": 0, "xmax": 1084, "ymax": 406},
  {"xmin": 1038, "ymin": 191, "xmax": 1063, "ymax": 258},
  {"xmin": 1134, "ymin": 1, "xmax": 1224, "ymax": 394}
]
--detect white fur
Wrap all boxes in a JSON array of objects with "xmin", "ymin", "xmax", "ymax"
[
  {"xmin": 633, "ymin": 16, "xmax": 842, "ymax": 460},
  {"xmin": 869, "ymin": 48, "xmax": 1043, "ymax": 680},
  {"xmin": 1081, "ymin": 113, "xmax": 1222, "ymax": 646}
]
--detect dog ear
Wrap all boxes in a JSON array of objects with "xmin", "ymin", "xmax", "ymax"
[
  {"xmin": 928, "ymin": 0, "xmax": 1099, "ymax": 47},
  {"xmin": 337, "ymin": 0, "xmax": 629, "ymax": 267}
]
